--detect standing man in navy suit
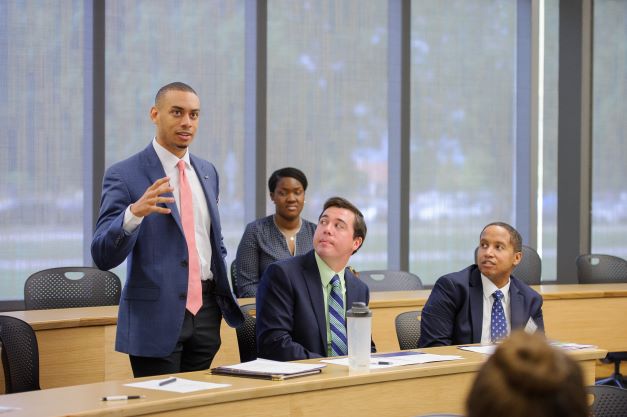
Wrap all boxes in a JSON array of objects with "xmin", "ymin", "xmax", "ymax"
[
  {"xmin": 91, "ymin": 82, "xmax": 243, "ymax": 377},
  {"xmin": 256, "ymin": 197, "xmax": 373, "ymax": 361},
  {"xmin": 419, "ymin": 222, "xmax": 544, "ymax": 348}
]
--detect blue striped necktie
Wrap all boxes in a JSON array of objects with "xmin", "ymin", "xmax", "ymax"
[
  {"xmin": 490, "ymin": 289, "xmax": 507, "ymax": 343},
  {"xmin": 328, "ymin": 274, "xmax": 348, "ymax": 356}
]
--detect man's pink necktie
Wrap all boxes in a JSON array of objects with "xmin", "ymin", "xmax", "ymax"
[{"xmin": 177, "ymin": 160, "xmax": 202, "ymax": 315}]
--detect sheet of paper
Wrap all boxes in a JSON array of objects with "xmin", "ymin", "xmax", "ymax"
[
  {"xmin": 373, "ymin": 351, "xmax": 426, "ymax": 358},
  {"xmin": 458, "ymin": 345, "xmax": 497, "ymax": 355},
  {"xmin": 124, "ymin": 377, "xmax": 230, "ymax": 393},
  {"xmin": 321, "ymin": 353, "xmax": 462, "ymax": 368},
  {"xmin": 524, "ymin": 317, "xmax": 538, "ymax": 333},
  {"xmin": 219, "ymin": 358, "xmax": 326, "ymax": 374},
  {"xmin": 550, "ymin": 341, "xmax": 597, "ymax": 350}
]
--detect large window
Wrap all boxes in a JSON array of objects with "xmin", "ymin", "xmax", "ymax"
[
  {"xmin": 409, "ymin": 0, "xmax": 518, "ymax": 284},
  {"xmin": 539, "ymin": 0, "xmax": 559, "ymax": 280},
  {"xmin": 591, "ymin": 0, "xmax": 627, "ymax": 258},
  {"xmin": 267, "ymin": 0, "xmax": 388, "ymax": 270},
  {"xmin": 105, "ymin": 0, "xmax": 246, "ymax": 279},
  {"xmin": 0, "ymin": 1, "xmax": 87, "ymax": 301},
  {"xmin": 0, "ymin": 1, "xmax": 613, "ymax": 307}
]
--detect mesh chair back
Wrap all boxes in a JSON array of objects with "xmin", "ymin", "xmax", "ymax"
[
  {"xmin": 395, "ymin": 310, "xmax": 421, "ymax": 350},
  {"xmin": 230, "ymin": 260, "xmax": 238, "ymax": 297},
  {"xmin": 236, "ymin": 303, "xmax": 257, "ymax": 362},
  {"xmin": 24, "ymin": 267, "xmax": 121, "ymax": 310},
  {"xmin": 576, "ymin": 254, "xmax": 627, "ymax": 284},
  {"xmin": 358, "ymin": 270, "xmax": 423, "ymax": 292},
  {"xmin": 512, "ymin": 245, "xmax": 542, "ymax": 285},
  {"xmin": 588, "ymin": 385, "xmax": 627, "ymax": 417},
  {"xmin": 0, "ymin": 315, "xmax": 40, "ymax": 393}
]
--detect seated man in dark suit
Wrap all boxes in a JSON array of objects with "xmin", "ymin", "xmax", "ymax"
[
  {"xmin": 418, "ymin": 222, "xmax": 544, "ymax": 348},
  {"xmin": 256, "ymin": 196, "xmax": 372, "ymax": 361}
]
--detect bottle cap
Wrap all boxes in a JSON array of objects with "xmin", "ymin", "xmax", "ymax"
[{"xmin": 346, "ymin": 301, "xmax": 372, "ymax": 317}]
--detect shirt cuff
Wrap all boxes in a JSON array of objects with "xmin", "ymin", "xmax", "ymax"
[{"xmin": 123, "ymin": 205, "xmax": 143, "ymax": 234}]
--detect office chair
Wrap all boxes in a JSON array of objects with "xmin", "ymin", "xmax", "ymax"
[
  {"xmin": 0, "ymin": 315, "xmax": 40, "ymax": 393},
  {"xmin": 588, "ymin": 385, "xmax": 627, "ymax": 417},
  {"xmin": 235, "ymin": 303, "xmax": 257, "ymax": 362},
  {"xmin": 24, "ymin": 267, "xmax": 121, "ymax": 310},
  {"xmin": 576, "ymin": 254, "xmax": 627, "ymax": 388},
  {"xmin": 357, "ymin": 270, "xmax": 423, "ymax": 292},
  {"xmin": 512, "ymin": 245, "xmax": 542, "ymax": 285},
  {"xmin": 395, "ymin": 310, "xmax": 421, "ymax": 350},
  {"xmin": 474, "ymin": 245, "xmax": 542, "ymax": 285},
  {"xmin": 576, "ymin": 254, "xmax": 627, "ymax": 284},
  {"xmin": 230, "ymin": 260, "xmax": 238, "ymax": 297}
]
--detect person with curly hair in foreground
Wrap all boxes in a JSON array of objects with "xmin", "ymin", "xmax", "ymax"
[{"xmin": 466, "ymin": 331, "xmax": 588, "ymax": 417}]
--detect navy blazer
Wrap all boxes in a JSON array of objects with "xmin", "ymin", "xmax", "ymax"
[
  {"xmin": 256, "ymin": 250, "xmax": 371, "ymax": 361},
  {"xmin": 91, "ymin": 143, "xmax": 244, "ymax": 357},
  {"xmin": 418, "ymin": 264, "xmax": 544, "ymax": 348}
]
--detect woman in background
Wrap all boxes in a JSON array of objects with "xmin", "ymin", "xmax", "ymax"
[
  {"xmin": 466, "ymin": 331, "xmax": 588, "ymax": 417},
  {"xmin": 235, "ymin": 167, "xmax": 316, "ymax": 298}
]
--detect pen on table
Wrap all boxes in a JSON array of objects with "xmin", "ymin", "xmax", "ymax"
[
  {"xmin": 159, "ymin": 377, "xmax": 177, "ymax": 386},
  {"xmin": 377, "ymin": 361, "xmax": 392, "ymax": 365},
  {"xmin": 101, "ymin": 395, "xmax": 144, "ymax": 401}
]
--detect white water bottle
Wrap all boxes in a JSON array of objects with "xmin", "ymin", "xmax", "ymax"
[{"xmin": 346, "ymin": 302, "xmax": 372, "ymax": 370}]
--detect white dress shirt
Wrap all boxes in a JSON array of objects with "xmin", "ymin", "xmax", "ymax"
[{"xmin": 123, "ymin": 138, "xmax": 213, "ymax": 280}]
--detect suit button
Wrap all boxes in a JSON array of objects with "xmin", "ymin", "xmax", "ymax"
[
  {"xmin": 179, "ymin": 293, "xmax": 187, "ymax": 300},
  {"xmin": 181, "ymin": 260, "xmax": 188, "ymax": 267}
]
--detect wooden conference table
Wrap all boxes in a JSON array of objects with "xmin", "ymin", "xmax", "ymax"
[
  {"xmin": 1, "ymin": 283, "xmax": 626, "ymax": 391},
  {"xmin": 0, "ymin": 345, "xmax": 606, "ymax": 417}
]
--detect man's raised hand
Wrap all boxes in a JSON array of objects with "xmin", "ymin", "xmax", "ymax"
[{"xmin": 130, "ymin": 177, "xmax": 175, "ymax": 217}]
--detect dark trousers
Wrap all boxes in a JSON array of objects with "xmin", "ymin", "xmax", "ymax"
[{"xmin": 129, "ymin": 279, "xmax": 222, "ymax": 377}]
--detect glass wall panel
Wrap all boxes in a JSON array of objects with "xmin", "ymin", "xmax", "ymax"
[
  {"xmin": 267, "ymin": 0, "xmax": 388, "ymax": 270},
  {"xmin": 539, "ymin": 0, "xmax": 559, "ymax": 281},
  {"xmin": 409, "ymin": 0, "xmax": 518, "ymax": 285},
  {"xmin": 104, "ymin": 0, "xmax": 246, "ymax": 280},
  {"xmin": 0, "ymin": 1, "xmax": 86, "ymax": 301},
  {"xmin": 1, "ymin": 0, "xmax": 611, "ymax": 304},
  {"xmin": 591, "ymin": 0, "xmax": 627, "ymax": 259}
]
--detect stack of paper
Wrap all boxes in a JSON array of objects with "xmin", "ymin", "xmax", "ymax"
[{"xmin": 211, "ymin": 358, "xmax": 326, "ymax": 380}]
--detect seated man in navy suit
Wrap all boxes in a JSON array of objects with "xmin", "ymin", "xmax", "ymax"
[
  {"xmin": 419, "ymin": 222, "xmax": 544, "ymax": 348},
  {"xmin": 256, "ymin": 196, "xmax": 372, "ymax": 361}
]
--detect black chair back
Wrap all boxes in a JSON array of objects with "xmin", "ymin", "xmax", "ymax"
[
  {"xmin": 236, "ymin": 303, "xmax": 257, "ymax": 362},
  {"xmin": 576, "ymin": 254, "xmax": 627, "ymax": 284},
  {"xmin": 24, "ymin": 267, "xmax": 121, "ymax": 310},
  {"xmin": 588, "ymin": 385, "xmax": 627, "ymax": 417},
  {"xmin": 0, "ymin": 315, "xmax": 40, "ymax": 393},
  {"xmin": 395, "ymin": 310, "xmax": 421, "ymax": 350},
  {"xmin": 512, "ymin": 245, "xmax": 542, "ymax": 285},
  {"xmin": 230, "ymin": 260, "xmax": 238, "ymax": 297},
  {"xmin": 358, "ymin": 270, "xmax": 423, "ymax": 291}
]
